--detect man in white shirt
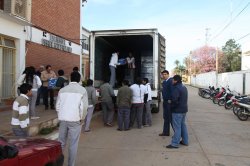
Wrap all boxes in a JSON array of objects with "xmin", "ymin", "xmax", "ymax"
[
  {"xmin": 56, "ymin": 71, "xmax": 88, "ymax": 166},
  {"xmin": 129, "ymin": 77, "xmax": 148, "ymax": 129},
  {"xmin": 142, "ymin": 78, "xmax": 152, "ymax": 127},
  {"xmin": 109, "ymin": 51, "xmax": 120, "ymax": 88}
]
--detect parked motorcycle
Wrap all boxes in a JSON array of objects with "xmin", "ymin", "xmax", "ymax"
[
  {"xmin": 218, "ymin": 88, "xmax": 234, "ymax": 106},
  {"xmin": 198, "ymin": 86, "xmax": 215, "ymax": 99},
  {"xmin": 236, "ymin": 101, "xmax": 250, "ymax": 121},
  {"xmin": 225, "ymin": 95, "xmax": 248, "ymax": 110},
  {"xmin": 212, "ymin": 87, "xmax": 226, "ymax": 104},
  {"xmin": 231, "ymin": 97, "xmax": 250, "ymax": 115}
]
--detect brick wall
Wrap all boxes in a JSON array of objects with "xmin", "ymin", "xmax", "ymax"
[
  {"xmin": 31, "ymin": 0, "xmax": 80, "ymax": 44},
  {"xmin": 26, "ymin": 42, "xmax": 80, "ymax": 78}
]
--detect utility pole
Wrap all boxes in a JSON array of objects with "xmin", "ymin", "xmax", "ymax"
[
  {"xmin": 216, "ymin": 47, "xmax": 219, "ymax": 73},
  {"xmin": 215, "ymin": 47, "xmax": 219, "ymax": 88},
  {"xmin": 205, "ymin": 28, "xmax": 210, "ymax": 45}
]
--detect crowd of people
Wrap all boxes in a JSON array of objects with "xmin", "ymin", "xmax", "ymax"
[
  {"xmin": 16, "ymin": 65, "xmax": 74, "ymax": 118},
  {"xmin": 11, "ymin": 57, "xmax": 189, "ymax": 165}
]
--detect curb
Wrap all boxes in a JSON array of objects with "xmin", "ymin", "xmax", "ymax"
[{"xmin": 44, "ymin": 111, "xmax": 102, "ymax": 140}]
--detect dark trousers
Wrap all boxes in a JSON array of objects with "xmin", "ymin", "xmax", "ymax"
[
  {"xmin": 130, "ymin": 103, "xmax": 144, "ymax": 128},
  {"xmin": 43, "ymin": 86, "xmax": 54, "ymax": 108},
  {"xmin": 163, "ymin": 101, "xmax": 172, "ymax": 135},
  {"xmin": 12, "ymin": 127, "xmax": 28, "ymax": 137},
  {"xmin": 117, "ymin": 107, "xmax": 130, "ymax": 130}
]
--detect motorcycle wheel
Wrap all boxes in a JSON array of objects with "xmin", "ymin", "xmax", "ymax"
[
  {"xmin": 218, "ymin": 99, "xmax": 225, "ymax": 106},
  {"xmin": 224, "ymin": 102, "xmax": 233, "ymax": 110},
  {"xmin": 237, "ymin": 108, "xmax": 249, "ymax": 121},
  {"xmin": 198, "ymin": 89, "xmax": 203, "ymax": 96},
  {"xmin": 213, "ymin": 97, "xmax": 218, "ymax": 104},
  {"xmin": 233, "ymin": 105, "xmax": 239, "ymax": 115},
  {"xmin": 203, "ymin": 92, "xmax": 210, "ymax": 99}
]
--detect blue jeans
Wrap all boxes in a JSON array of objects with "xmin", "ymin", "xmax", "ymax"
[
  {"xmin": 117, "ymin": 107, "xmax": 130, "ymax": 130},
  {"xmin": 12, "ymin": 127, "xmax": 28, "ymax": 137},
  {"xmin": 171, "ymin": 113, "xmax": 188, "ymax": 147}
]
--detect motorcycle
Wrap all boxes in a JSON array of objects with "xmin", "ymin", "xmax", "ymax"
[
  {"xmin": 198, "ymin": 86, "xmax": 217, "ymax": 99},
  {"xmin": 232, "ymin": 97, "xmax": 250, "ymax": 115},
  {"xmin": 236, "ymin": 101, "xmax": 250, "ymax": 121},
  {"xmin": 225, "ymin": 95, "xmax": 248, "ymax": 110},
  {"xmin": 212, "ymin": 87, "xmax": 226, "ymax": 104},
  {"xmin": 218, "ymin": 88, "xmax": 234, "ymax": 106}
]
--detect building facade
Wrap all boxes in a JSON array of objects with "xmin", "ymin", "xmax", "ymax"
[
  {"xmin": 0, "ymin": 0, "xmax": 31, "ymax": 100},
  {"xmin": 0, "ymin": 0, "xmax": 83, "ymax": 102},
  {"xmin": 26, "ymin": 0, "xmax": 83, "ymax": 79},
  {"xmin": 81, "ymin": 27, "xmax": 90, "ymax": 80},
  {"xmin": 241, "ymin": 42, "xmax": 250, "ymax": 70}
]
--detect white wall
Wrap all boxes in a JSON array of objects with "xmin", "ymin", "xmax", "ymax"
[
  {"xmin": 191, "ymin": 70, "xmax": 250, "ymax": 95},
  {"xmin": 0, "ymin": 17, "xmax": 27, "ymax": 82},
  {"xmin": 195, "ymin": 71, "xmax": 217, "ymax": 87},
  {"xmin": 27, "ymin": 27, "xmax": 82, "ymax": 55},
  {"xmin": 241, "ymin": 42, "xmax": 250, "ymax": 70},
  {"xmin": 242, "ymin": 55, "xmax": 250, "ymax": 70},
  {"xmin": 218, "ymin": 72, "xmax": 243, "ymax": 94},
  {"xmin": 246, "ymin": 73, "xmax": 250, "ymax": 95}
]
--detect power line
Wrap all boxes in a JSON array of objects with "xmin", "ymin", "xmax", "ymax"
[
  {"xmin": 237, "ymin": 32, "xmax": 250, "ymax": 41},
  {"xmin": 211, "ymin": 0, "xmax": 246, "ymax": 39},
  {"xmin": 210, "ymin": 1, "xmax": 250, "ymax": 42}
]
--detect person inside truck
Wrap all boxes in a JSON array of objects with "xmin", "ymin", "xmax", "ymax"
[
  {"xmin": 109, "ymin": 51, "xmax": 120, "ymax": 88},
  {"xmin": 126, "ymin": 52, "xmax": 136, "ymax": 85}
]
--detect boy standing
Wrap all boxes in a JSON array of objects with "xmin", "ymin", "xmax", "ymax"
[
  {"xmin": 117, "ymin": 80, "xmax": 132, "ymax": 131},
  {"xmin": 56, "ymin": 71, "xmax": 88, "ymax": 166},
  {"xmin": 11, "ymin": 83, "xmax": 32, "ymax": 137}
]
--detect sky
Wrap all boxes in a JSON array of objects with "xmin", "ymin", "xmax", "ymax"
[{"xmin": 82, "ymin": 0, "xmax": 250, "ymax": 71}]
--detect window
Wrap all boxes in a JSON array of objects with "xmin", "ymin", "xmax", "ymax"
[
  {"xmin": 4, "ymin": 38, "xmax": 15, "ymax": 48},
  {"xmin": 0, "ymin": 37, "xmax": 16, "ymax": 99},
  {"xmin": 82, "ymin": 35, "xmax": 89, "ymax": 51},
  {"xmin": 0, "ymin": 0, "xmax": 4, "ymax": 10}
]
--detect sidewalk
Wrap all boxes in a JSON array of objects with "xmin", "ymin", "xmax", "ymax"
[{"xmin": 0, "ymin": 105, "xmax": 58, "ymax": 137}]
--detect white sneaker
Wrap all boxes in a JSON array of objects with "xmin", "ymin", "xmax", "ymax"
[{"xmin": 31, "ymin": 116, "xmax": 40, "ymax": 120}]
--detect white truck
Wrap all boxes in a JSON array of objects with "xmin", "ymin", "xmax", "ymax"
[{"xmin": 89, "ymin": 29, "xmax": 166, "ymax": 113}]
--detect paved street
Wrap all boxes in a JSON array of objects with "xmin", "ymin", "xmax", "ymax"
[{"xmin": 64, "ymin": 86, "xmax": 250, "ymax": 166}]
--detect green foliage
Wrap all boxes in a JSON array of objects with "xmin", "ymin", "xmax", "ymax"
[
  {"xmin": 39, "ymin": 126, "xmax": 57, "ymax": 135},
  {"xmin": 174, "ymin": 60, "xmax": 186, "ymax": 76},
  {"xmin": 222, "ymin": 39, "xmax": 241, "ymax": 72}
]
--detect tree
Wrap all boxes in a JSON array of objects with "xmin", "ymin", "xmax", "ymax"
[
  {"xmin": 191, "ymin": 45, "xmax": 216, "ymax": 74},
  {"xmin": 217, "ymin": 50, "xmax": 227, "ymax": 73},
  {"xmin": 173, "ymin": 60, "xmax": 186, "ymax": 76},
  {"xmin": 174, "ymin": 60, "xmax": 180, "ymax": 67},
  {"xmin": 222, "ymin": 39, "xmax": 241, "ymax": 72}
]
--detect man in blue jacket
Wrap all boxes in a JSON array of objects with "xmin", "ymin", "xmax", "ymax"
[
  {"xmin": 166, "ymin": 75, "xmax": 188, "ymax": 148},
  {"xmin": 159, "ymin": 70, "xmax": 173, "ymax": 136}
]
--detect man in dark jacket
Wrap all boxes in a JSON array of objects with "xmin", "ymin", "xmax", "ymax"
[
  {"xmin": 159, "ymin": 70, "xmax": 173, "ymax": 136},
  {"xmin": 166, "ymin": 75, "xmax": 188, "ymax": 148}
]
